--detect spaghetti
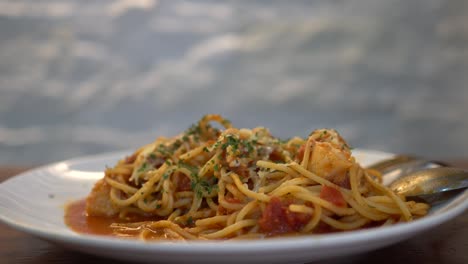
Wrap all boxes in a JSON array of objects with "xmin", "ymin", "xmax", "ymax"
[{"xmin": 83, "ymin": 114, "xmax": 429, "ymax": 240}]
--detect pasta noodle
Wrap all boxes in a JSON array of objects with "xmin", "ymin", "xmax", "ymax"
[{"xmin": 83, "ymin": 114, "xmax": 429, "ymax": 240}]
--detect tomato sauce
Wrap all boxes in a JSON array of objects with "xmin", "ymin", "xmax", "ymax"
[
  {"xmin": 65, "ymin": 199, "xmax": 116, "ymax": 236},
  {"xmin": 65, "ymin": 198, "xmax": 347, "ymax": 239},
  {"xmin": 64, "ymin": 199, "xmax": 154, "ymax": 238}
]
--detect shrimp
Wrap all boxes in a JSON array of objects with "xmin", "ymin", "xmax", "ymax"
[
  {"xmin": 86, "ymin": 179, "xmax": 119, "ymax": 217},
  {"xmin": 305, "ymin": 129, "xmax": 353, "ymax": 188}
]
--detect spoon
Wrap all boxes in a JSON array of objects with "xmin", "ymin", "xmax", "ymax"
[
  {"xmin": 389, "ymin": 167, "xmax": 468, "ymax": 204},
  {"xmin": 367, "ymin": 155, "xmax": 446, "ymax": 181},
  {"xmin": 367, "ymin": 156, "xmax": 468, "ymax": 204}
]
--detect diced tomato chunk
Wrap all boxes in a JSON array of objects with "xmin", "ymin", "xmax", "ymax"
[
  {"xmin": 297, "ymin": 143, "xmax": 306, "ymax": 162},
  {"xmin": 230, "ymin": 165, "xmax": 249, "ymax": 178},
  {"xmin": 259, "ymin": 197, "xmax": 311, "ymax": 236},
  {"xmin": 225, "ymin": 196, "xmax": 241, "ymax": 203},
  {"xmin": 320, "ymin": 186, "xmax": 346, "ymax": 207},
  {"xmin": 217, "ymin": 206, "xmax": 227, "ymax": 215},
  {"xmin": 124, "ymin": 153, "xmax": 137, "ymax": 164},
  {"xmin": 175, "ymin": 172, "xmax": 192, "ymax": 192},
  {"xmin": 268, "ymin": 149, "xmax": 283, "ymax": 162}
]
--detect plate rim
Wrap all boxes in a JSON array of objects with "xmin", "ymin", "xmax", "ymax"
[{"xmin": 0, "ymin": 149, "xmax": 467, "ymax": 253}]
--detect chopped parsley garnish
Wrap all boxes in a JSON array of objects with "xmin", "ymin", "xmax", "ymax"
[
  {"xmin": 190, "ymin": 178, "xmax": 197, "ymax": 191},
  {"xmin": 172, "ymin": 139, "xmax": 182, "ymax": 149},
  {"xmin": 155, "ymin": 140, "xmax": 183, "ymax": 158},
  {"xmin": 178, "ymin": 160, "xmax": 217, "ymax": 198},
  {"xmin": 178, "ymin": 161, "xmax": 198, "ymax": 174},
  {"xmin": 162, "ymin": 169, "xmax": 174, "ymax": 180},
  {"xmin": 244, "ymin": 141, "xmax": 254, "ymax": 153},
  {"xmin": 186, "ymin": 123, "xmax": 202, "ymax": 135},
  {"xmin": 156, "ymin": 144, "xmax": 171, "ymax": 157},
  {"xmin": 219, "ymin": 135, "xmax": 256, "ymax": 158},
  {"xmin": 184, "ymin": 123, "xmax": 202, "ymax": 142},
  {"xmin": 187, "ymin": 216, "xmax": 194, "ymax": 226},
  {"xmin": 221, "ymin": 135, "xmax": 240, "ymax": 150},
  {"xmin": 189, "ymin": 171, "xmax": 218, "ymax": 199},
  {"xmin": 137, "ymin": 162, "xmax": 147, "ymax": 173}
]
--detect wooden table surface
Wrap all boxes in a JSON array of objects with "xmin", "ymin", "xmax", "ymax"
[{"xmin": 1, "ymin": 164, "xmax": 467, "ymax": 264}]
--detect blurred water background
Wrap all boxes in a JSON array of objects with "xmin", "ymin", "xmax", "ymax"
[{"xmin": 0, "ymin": 0, "xmax": 467, "ymax": 165}]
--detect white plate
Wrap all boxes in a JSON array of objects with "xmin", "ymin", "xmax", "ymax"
[{"xmin": 0, "ymin": 149, "xmax": 467, "ymax": 264}]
